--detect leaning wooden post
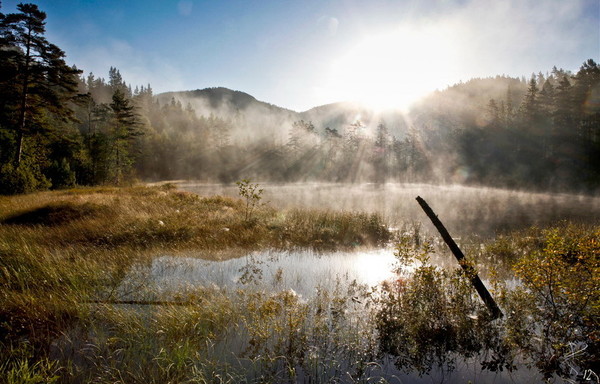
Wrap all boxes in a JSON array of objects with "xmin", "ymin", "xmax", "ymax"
[{"xmin": 416, "ymin": 196, "xmax": 503, "ymax": 319}]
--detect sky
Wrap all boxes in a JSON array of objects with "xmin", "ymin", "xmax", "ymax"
[{"xmin": 2, "ymin": 0, "xmax": 599, "ymax": 111}]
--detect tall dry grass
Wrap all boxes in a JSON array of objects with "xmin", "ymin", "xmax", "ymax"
[{"xmin": 0, "ymin": 184, "xmax": 392, "ymax": 383}]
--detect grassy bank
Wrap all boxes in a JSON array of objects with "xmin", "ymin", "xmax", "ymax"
[
  {"xmin": 0, "ymin": 184, "xmax": 391, "ymax": 252},
  {"xmin": 0, "ymin": 185, "xmax": 598, "ymax": 383},
  {"xmin": 0, "ymin": 185, "xmax": 390, "ymax": 372}
]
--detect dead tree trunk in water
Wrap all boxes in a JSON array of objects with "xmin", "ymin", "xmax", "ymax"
[{"xmin": 416, "ymin": 196, "xmax": 503, "ymax": 319}]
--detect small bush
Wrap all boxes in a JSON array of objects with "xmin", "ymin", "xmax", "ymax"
[
  {"xmin": 236, "ymin": 179, "xmax": 265, "ymax": 221},
  {"xmin": 0, "ymin": 163, "xmax": 50, "ymax": 195},
  {"xmin": 376, "ymin": 241, "xmax": 503, "ymax": 375},
  {"xmin": 501, "ymin": 224, "xmax": 600, "ymax": 379}
]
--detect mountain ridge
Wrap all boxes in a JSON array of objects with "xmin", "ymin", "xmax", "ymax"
[{"xmin": 155, "ymin": 75, "xmax": 531, "ymax": 141}]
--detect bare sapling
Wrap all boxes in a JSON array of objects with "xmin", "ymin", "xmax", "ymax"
[{"xmin": 236, "ymin": 178, "xmax": 265, "ymax": 222}]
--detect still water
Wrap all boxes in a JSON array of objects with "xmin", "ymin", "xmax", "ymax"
[
  {"xmin": 116, "ymin": 182, "xmax": 595, "ymax": 382},
  {"xmin": 121, "ymin": 248, "xmax": 399, "ymax": 301},
  {"xmin": 117, "ymin": 248, "xmax": 540, "ymax": 383}
]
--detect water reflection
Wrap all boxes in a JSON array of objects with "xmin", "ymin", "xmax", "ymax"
[
  {"xmin": 115, "ymin": 249, "xmax": 542, "ymax": 383},
  {"xmin": 123, "ymin": 249, "xmax": 400, "ymax": 300}
]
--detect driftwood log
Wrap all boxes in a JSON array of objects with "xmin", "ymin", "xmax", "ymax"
[{"xmin": 416, "ymin": 196, "xmax": 503, "ymax": 319}]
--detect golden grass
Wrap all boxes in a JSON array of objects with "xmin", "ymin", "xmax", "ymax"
[
  {"xmin": 1, "ymin": 186, "xmax": 597, "ymax": 382},
  {"xmin": 0, "ymin": 184, "xmax": 390, "ymax": 252},
  {"xmin": 0, "ymin": 185, "xmax": 391, "ymax": 361}
]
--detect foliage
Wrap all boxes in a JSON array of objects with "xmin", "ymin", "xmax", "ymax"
[
  {"xmin": 378, "ymin": 225, "xmax": 600, "ymax": 380},
  {"xmin": 0, "ymin": 162, "xmax": 50, "ymax": 195},
  {"xmin": 107, "ymin": 88, "xmax": 142, "ymax": 184},
  {"xmin": 0, "ymin": 343, "xmax": 60, "ymax": 384},
  {"xmin": 0, "ymin": 186, "xmax": 393, "ymax": 383},
  {"xmin": 46, "ymin": 158, "xmax": 76, "ymax": 189},
  {"xmin": 2, "ymin": 2, "xmax": 599, "ymax": 193},
  {"xmin": 1, "ymin": 185, "xmax": 599, "ymax": 382},
  {"xmin": 376, "ymin": 238, "xmax": 511, "ymax": 375},
  {"xmin": 0, "ymin": 3, "xmax": 81, "ymax": 169},
  {"xmin": 501, "ymin": 224, "xmax": 600, "ymax": 379}
]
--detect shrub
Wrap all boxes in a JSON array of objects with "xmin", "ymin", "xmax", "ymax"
[
  {"xmin": 236, "ymin": 178, "xmax": 265, "ymax": 222},
  {"xmin": 0, "ymin": 163, "xmax": 50, "ymax": 195},
  {"xmin": 375, "ymin": 240, "xmax": 506, "ymax": 375},
  {"xmin": 502, "ymin": 224, "xmax": 600, "ymax": 379}
]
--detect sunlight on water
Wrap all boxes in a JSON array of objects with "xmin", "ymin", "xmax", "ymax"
[
  {"xmin": 122, "ymin": 249, "xmax": 401, "ymax": 300},
  {"xmin": 117, "ymin": 249, "xmax": 541, "ymax": 383}
]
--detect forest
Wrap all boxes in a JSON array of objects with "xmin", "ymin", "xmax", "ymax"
[{"xmin": 1, "ymin": 3, "xmax": 599, "ymax": 195}]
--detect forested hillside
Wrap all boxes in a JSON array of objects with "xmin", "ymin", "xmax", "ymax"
[{"xmin": 1, "ymin": 3, "xmax": 599, "ymax": 194}]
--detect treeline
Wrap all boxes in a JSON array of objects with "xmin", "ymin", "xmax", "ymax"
[
  {"xmin": 0, "ymin": 2, "xmax": 428, "ymax": 191},
  {"xmin": 1, "ymin": 3, "xmax": 599, "ymax": 194},
  {"xmin": 452, "ymin": 62, "xmax": 600, "ymax": 190}
]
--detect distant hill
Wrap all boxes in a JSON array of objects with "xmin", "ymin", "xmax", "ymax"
[
  {"xmin": 137, "ymin": 60, "xmax": 600, "ymax": 188},
  {"xmin": 157, "ymin": 87, "xmax": 414, "ymax": 140},
  {"xmin": 156, "ymin": 87, "xmax": 298, "ymax": 144},
  {"xmin": 157, "ymin": 87, "xmax": 295, "ymax": 115},
  {"xmin": 156, "ymin": 76, "xmax": 529, "ymax": 143}
]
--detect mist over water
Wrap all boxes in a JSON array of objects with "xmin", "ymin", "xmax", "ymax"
[
  {"xmin": 179, "ymin": 182, "xmax": 600, "ymax": 238},
  {"xmin": 104, "ymin": 182, "xmax": 597, "ymax": 383}
]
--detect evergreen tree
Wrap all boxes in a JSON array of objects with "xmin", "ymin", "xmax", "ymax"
[
  {"xmin": 109, "ymin": 66, "xmax": 128, "ymax": 95},
  {"xmin": 286, "ymin": 120, "xmax": 316, "ymax": 157},
  {"xmin": 572, "ymin": 60, "xmax": 600, "ymax": 186},
  {"xmin": 373, "ymin": 122, "xmax": 390, "ymax": 183},
  {"xmin": 109, "ymin": 89, "xmax": 142, "ymax": 183},
  {"xmin": 0, "ymin": 3, "xmax": 81, "ymax": 167}
]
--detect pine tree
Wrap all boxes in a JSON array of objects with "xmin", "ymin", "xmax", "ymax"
[
  {"xmin": 0, "ymin": 3, "xmax": 81, "ymax": 167},
  {"xmin": 573, "ymin": 60, "xmax": 600, "ymax": 185},
  {"xmin": 109, "ymin": 89, "xmax": 142, "ymax": 183},
  {"xmin": 373, "ymin": 122, "xmax": 390, "ymax": 183}
]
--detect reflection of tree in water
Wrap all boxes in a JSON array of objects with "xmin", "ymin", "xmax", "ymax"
[
  {"xmin": 376, "ymin": 225, "xmax": 599, "ymax": 382},
  {"xmin": 238, "ymin": 254, "xmax": 264, "ymax": 285}
]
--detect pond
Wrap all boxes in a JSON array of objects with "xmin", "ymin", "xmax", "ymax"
[
  {"xmin": 108, "ymin": 182, "xmax": 598, "ymax": 383},
  {"xmin": 120, "ymin": 248, "xmax": 400, "ymax": 301},
  {"xmin": 113, "ymin": 247, "xmax": 545, "ymax": 384}
]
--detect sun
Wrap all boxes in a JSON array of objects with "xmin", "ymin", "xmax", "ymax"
[{"xmin": 322, "ymin": 25, "xmax": 461, "ymax": 111}]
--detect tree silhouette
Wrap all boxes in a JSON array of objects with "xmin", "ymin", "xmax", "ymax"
[{"xmin": 0, "ymin": 3, "xmax": 80, "ymax": 167}]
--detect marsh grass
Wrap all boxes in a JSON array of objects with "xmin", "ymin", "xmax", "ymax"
[
  {"xmin": 1, "ymin": 185, "xmax": 598, "ymax": 383},
  {"xmin": 0, "ymin": 185, "xmax": 389, "ymax": 251},
  {"xmin": 40, "ymin": 281, "xmax": 382, "ymax": 383},
  {"xmin": 0, "ymin": 185, "xmax": 392, "ymax": 383}
]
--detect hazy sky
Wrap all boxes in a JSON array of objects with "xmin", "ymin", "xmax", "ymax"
[{"xmin": 2, "ymin": 0, "xmax": 599, "ymax": 111}]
